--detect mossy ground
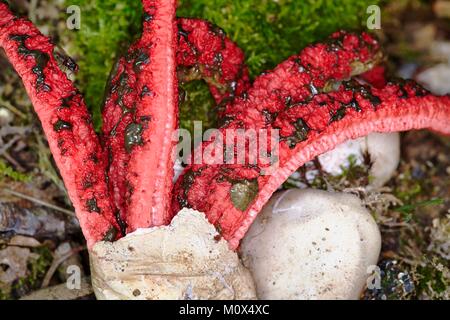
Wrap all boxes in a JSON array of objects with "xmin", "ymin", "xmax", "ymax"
[
  {"xmin": 66, "ymin": 0, "xmax": 379, "ymax": 130},
  {"xmin": 0, "ymin": 159, "xmax": 30, "ymax": 182},
  {"xmin": 0, "ymin": 246, "xmax": 53, "ymax": 299}
]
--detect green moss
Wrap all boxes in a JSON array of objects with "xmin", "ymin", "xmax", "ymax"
[
  {"xmin": 65, "ymin": 0, "xmax": 143, "ymax": 128},
  {"xmin": 11, "ymin": 246, "xmax": 53, "ymax": 297},
  {"xmin": 178, "ymin": 0, "xmax": 380, "ymax": 77},
  {"xmin": 0, "ymin": 159, "xmax": 30, "ymax": 182},
  {"xmin": 390, "ymin": 165, "xmax": 444, "ymax": 222},
  {"xmin": 27, "ymin": 247, "xmax": 53, "ymax": 287},
  {"xmin": 65, "ymin": 0, "xmax": 379, "ymax": 129},
  {"xmin": 179, "ymin": 81, "xmax": 216, "ymax": 134},
  {"xmin": 336, "ymin": 154, "xmax": 371, "ymax": 182}
]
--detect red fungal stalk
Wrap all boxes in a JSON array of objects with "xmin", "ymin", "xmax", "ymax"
[
  {"xmin": 123, "ymin": 0, "xmax": 179, "ymax": 231},
  {"xmin": 173, "ymin": 33, "xmax": 450, "ymax": 249},
  {"xmin": 102, "ymin": 16, "xmax": 250, "ymax": 231},
  {"xmin": 359, "ymin": 65, "xmax": 387, "ymax": 88},
  {"xmin": 101, "ymin": 40, "xmax": 143, "ymax": 233},
  {"xmin": 0, "ymin": 2, "xmax": 119, "ymax": 248}
]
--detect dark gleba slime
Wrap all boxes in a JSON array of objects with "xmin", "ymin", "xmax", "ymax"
[{"xmin": 0, "ymin": 1, "xmax": 449, "ymax": 250}]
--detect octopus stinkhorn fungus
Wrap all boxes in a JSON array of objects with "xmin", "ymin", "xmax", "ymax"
[
  {"xmin": 1, "ymin": 1, "xmax": 449, "ymax": 252},
  {"xmin": 102, "ymin": 15, "xmax": 250, "ymax": 233}
]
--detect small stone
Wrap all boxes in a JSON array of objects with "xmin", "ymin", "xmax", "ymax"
[{"xmin": 0, "ymin": 108, "xmax": 13, "ymax": 126}]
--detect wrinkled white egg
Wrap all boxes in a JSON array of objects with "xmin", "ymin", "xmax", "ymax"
[
  {"xmin": 318, "ymin": 132, "xmax": 400, "ymax": 187},
  {"xmin": 240, "ymin": 189, "xmax": 381, "ymax": 300}
]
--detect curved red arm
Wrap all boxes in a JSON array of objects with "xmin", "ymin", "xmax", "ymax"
[
  {"xmin": 0, "ymin": 2, "xmax": 119, "ymax": 248},
  {"xmin": 176, "ymin": 18, "xmax": 250, "ymax": 104},
  {"xmin": 173, "ymin": 38, "xmax": 450, "ymax": 249}
]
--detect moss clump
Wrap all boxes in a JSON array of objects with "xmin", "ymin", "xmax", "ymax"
[
  {"xmin": 179, "ymin": 81, "xmax": 216, "ymax": 135},
  {"xmin": 178, "ymin": 0, "xmax": 380, "ymax": 77},
  {"xmin": 11, "ymin": 247, "xmax": 53, "ymax": 298},
  {"xmin": 391, "ymin": 164, "xmax": 444, "ymax": 223},
  {"xmin": 65, "ymin": 0, "xmax": 379, "ymax": 129},
  {"xmin": 0, "ymin": 159, "xmax": 30, "ymax": 182},
  {"xmin": 65, "ymin": 0, "xmax": 143, "ymax": 128},
  {"xmin": 0, "ymin": 246, "xmax": 53, "ymax": 299}
]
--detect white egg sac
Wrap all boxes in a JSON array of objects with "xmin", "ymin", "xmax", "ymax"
[
  {"xmin": 318, "ymin": 132, "xmax": 400, "ymax": 188},
  {"xmin": 240, "ymin": 189, "xmax": 381, "ymax": 300}
]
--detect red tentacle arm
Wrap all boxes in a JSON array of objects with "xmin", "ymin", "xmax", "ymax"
[
  {"xmin": 228, "ymin": 81, "xmax": 450, "ymax": 249},
  {"xmin": 359, "ymin": 65, "xmax": 387, "ymax": 88},
  {"xmin": 218, "ymin": 31, "xmax": 383, "ymax": 124},
  {"xmin": 102, "ymin": 16, "xmax": 250, "ymax": 231},
  {"xmin": 172, "ymin": 31, "xmax": 384, "ymax": 223},
  {"xmin": 122, "ymin": 0, "xmax": 179, "ymax": 231},
  {"xmin": 101, "ymin": 44, "xmax": 142, "ymax": 233},
  {"xmin": 177, "ymin": 18, "xmax": 250, "ymax": 104},
  {"xmin": 173, "ymin": 78, "xmax": 450, "ymax": 250},
  {"xmin": 0, "ymin": 2, "xmax": 119, "ymax": 248}
]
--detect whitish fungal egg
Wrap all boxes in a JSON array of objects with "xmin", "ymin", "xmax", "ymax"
[
  {"xmin": 318, "ymin": 132, "xmax": 400, "ymax": 187},
  {"xmin": 90, "ymin": 209, "xmax": 256, "ymax": 300},
  {"xmin": 240, "ymin": 189, "xmax": 381, "ymax": 300}
]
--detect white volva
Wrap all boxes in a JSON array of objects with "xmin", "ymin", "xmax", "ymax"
[
  {"xmin": 240, "ymin": 189, "xmax": 381, "ymax": 300},
  {"xmin": 90, "ymin": 209, "xmax": 256, "ymax": 300},
  {"xmin": 318, "ymin": 132, "xmax": 400, "ymax": 187}
]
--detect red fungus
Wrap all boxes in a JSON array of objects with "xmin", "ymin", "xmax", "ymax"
[
  {"xmin": 176, "ymin": 18, "xmax": 250, "ymax": 104},
  {"xmin": 2, "ymin": 0, "xmax": 449, "ymax": 254},
  {"xmin": 102, "ymin": 16, "xmax": 250, "ymax": 232},
  {"xmin": 172, "ymin": 34, "xmax": 450, "ymax": 249},
  {"xmin": 0, "ymin": 2, "xmax": 119, "ymax": 248},
  {"xmin": 122, "ymin": 0, "xmax": 179, "ymax": 230}
]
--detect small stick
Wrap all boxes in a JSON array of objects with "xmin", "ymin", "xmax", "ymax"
[
  {"xmin": 41, "ymin": 245, "xmax": 86, "ymax": 288},
  {"xmin": 0, "ymin": 98, "xmax": 28, "ymax": 120},
  {"xmin": 2, "ymin": 151, "xmax": 26, "ymax": 172},
  {"xmin": 3, "ymin": 188, "xmax": 75, "ymax": 217}
]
